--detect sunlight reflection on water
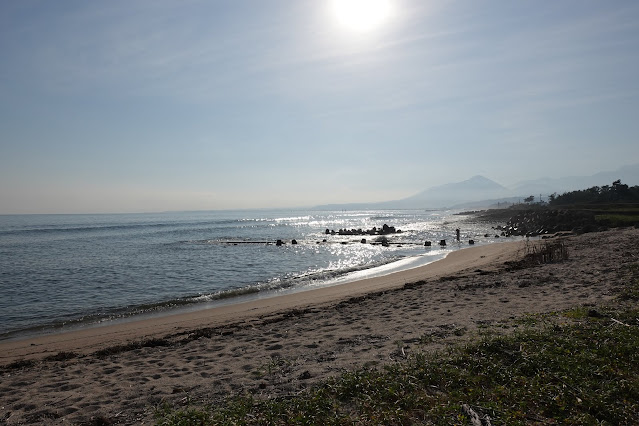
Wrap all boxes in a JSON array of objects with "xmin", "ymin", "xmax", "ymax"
[{"xmin": 0, "ymin": 209, "xmax": 506, "ymax": 339}]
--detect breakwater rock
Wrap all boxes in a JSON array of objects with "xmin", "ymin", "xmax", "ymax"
[
  {"xmin": 325, "ymin": 224, "xmax": 402, "ymax": 236},
  {"xmin": 495, "ymin": 209, "xmax": 599, "ymax": 237}
]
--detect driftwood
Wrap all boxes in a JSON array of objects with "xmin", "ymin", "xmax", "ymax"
[
  {"xmin": 462, "ymin": 403, "xmax": 492, "ymax": 426},
  {"xmin": 611, "ymin": 317, "xmax": 631, "ymax": 327}
]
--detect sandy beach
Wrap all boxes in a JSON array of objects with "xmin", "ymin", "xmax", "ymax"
[{"xmin": 1, "ymin": 227, "xmax": 637, "ymax": 425}]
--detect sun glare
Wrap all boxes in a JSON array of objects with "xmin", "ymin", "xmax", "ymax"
[{"xmin": 332, "ymin": 0, "xmax": 393, "ymax": 33}]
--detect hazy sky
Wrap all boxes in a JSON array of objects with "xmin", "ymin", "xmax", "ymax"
[{"xmin": 1, "ymin": 0, "xmax": 638, "ymax": 214}]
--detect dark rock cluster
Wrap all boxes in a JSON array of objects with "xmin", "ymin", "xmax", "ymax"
[
  {"xmin": 495, "ymin": 209, "xmax": 599, "ymax": 237},
  {"xmin": 325, "ymin": 224, "xmax": 402, "ymax": 236}
]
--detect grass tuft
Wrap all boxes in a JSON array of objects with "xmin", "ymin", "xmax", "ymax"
[
  {"xmin": 619, "ymin": 264, "xmax": 639, "ymax": 301},
  {"xmin": 155, "ymin": 403, "xmax": 211, "ymax": 426}
]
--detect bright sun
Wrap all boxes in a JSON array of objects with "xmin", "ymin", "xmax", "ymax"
[{"xmin": 331, "ymin": 0, "xmax": 393, "ymax": 33}]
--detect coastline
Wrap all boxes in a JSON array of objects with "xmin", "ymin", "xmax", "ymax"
[
  {"xmin": 0, "ymin": 208, "xmax": 500, "ymax": 341},
  {"xmin": 0, "ymin": 240, "xmax": 525, "ymax": 363},
  {"xmin": 2, "ymin": 227, "xmax": 636, "ymax": 425}
]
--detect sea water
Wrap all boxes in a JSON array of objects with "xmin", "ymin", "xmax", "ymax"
[{"xmin": 0, "ymin": 209, "xmax": 503, "ymax": 340}]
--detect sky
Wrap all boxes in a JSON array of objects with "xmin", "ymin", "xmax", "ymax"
[{"xmin": 1, "ymin": 0, "xmax": 638, "ymax": 214}]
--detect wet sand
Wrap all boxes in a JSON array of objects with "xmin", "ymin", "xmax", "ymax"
[{"xmin": 1, "ymin": 228, "xmax": 637, "ymax": 424}]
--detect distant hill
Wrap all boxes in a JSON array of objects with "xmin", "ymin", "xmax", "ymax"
[
  {"xmin": 313, "ymin": 164, "xmax": 639, "ymax": 211},
  {"xmin": 391, "ymin": 175, "xmax": 509, "ymax": 208},
  {"xmin": 314, "ymin": 175, "xmax": 509, "ymax": 210},
  {"xmin": 511, "ymin": 164, "xmax": 639, "ymax": 197}
]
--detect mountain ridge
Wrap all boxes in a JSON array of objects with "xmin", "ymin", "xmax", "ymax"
[{"xmin": 313, "ymin": 164, "xmax": 638, "ymax": 210}]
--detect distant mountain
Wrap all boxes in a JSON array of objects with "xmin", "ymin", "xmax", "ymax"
[
  {"xmin": 511, "ymin": 164, "xmax": 639, "ymax": 197},
  {"xmin": 314, "ymin": 175, "xmax": 509, "ymax": 210},
  {"xmin": 393, "ymin": 175, "xmax": 509, "ymax": 208},
  {"xmin": 313, "ymin": 164, "xmax": 639, "ymax": 211}
]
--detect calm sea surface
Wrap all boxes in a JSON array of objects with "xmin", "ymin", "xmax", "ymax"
[{"xmin": 0, "ymin": 209, "xmax": 503, "ymax": 340}]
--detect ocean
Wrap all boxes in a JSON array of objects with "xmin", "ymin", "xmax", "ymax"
[{"xmin": 0, "ymin": 209, "xmax": 504, "ymax": 340}]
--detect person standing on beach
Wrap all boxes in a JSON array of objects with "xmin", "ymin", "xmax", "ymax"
[{"xmin": 456, "ymin": 228, "xmax": 460, "ymax": 242}]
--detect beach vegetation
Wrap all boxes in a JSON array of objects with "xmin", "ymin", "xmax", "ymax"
[
  {"xmin": 155, "ymin": 402, "xmax": 211, "ymax": 426},
  {"xmin": 562, "ymin": 306, "xmax": 590, "ymax": 319},
  {"xmin": 595, "ymin": 213, "xmax": 639, "ymax": 228},
  {"xmin": 512, "ymin": 313, "xmax": 548, "ymax": 328},
  {"xmin": 618, "ymin": 263, "xmax": 639, "ymax": 302},
  {"xmin": 453, "ymin": 326, "xmax": 467, "ymax": 336},
  {"xmin": 155, "ymin": 305, "xmax": 639, "ymax": 425},
  {"xmin": 258, "ymin": 356, "xmax": 295, "ymax": 378}
]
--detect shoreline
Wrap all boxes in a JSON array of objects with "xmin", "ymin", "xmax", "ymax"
[
  {"xmin": 0, "ymin": 231, "xmax": 495, "ymax": 344},
  {"xmin": 0, "ymin": 238, "xmax": 482, "ymax": 343},
  {"xmin": 0, "ymin": 240, "xmax": 525, "ymax": 364},
  {"xmin": 3, "ymin": 228, "xmax": 636, "ymax": 425}
]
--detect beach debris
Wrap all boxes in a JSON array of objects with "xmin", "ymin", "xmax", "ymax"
[
  {"xmin": 298, "ymin": 370, "xmax": 312, "ymax": 380},
  {"xmin": 611, "ymin": 317, "xmax": 631, "ymax": 327},
  {"xmin": 44, "ymin": 351, "xmax": 78, "ymax": 362},
  {"xmin": 587, "ymin": 309, "xmax": 604, "ymax": 318},
  {"xmin": 462, "ymin": 403, "xmax": 492, "ymax": 426}
]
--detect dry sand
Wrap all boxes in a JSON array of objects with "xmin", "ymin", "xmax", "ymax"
[{"xmin": 1, "ymin": 228, "xmax": 637, "ymax": 424}]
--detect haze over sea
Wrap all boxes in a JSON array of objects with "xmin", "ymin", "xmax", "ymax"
[{"xmin": 0, "ymin": 209, "xmax": 504, "ymax": 340}]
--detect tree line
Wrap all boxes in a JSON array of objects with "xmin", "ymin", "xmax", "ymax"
[{"xmin": 548, "ymin": 180, "xmax": 639, "ymax": 205}]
